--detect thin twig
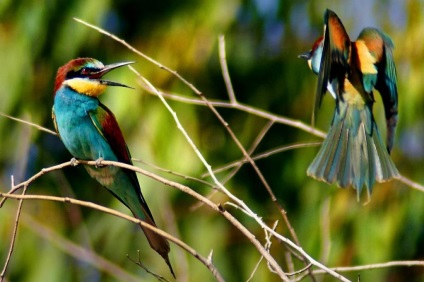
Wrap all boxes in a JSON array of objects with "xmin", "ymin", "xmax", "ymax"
[
  {"xmin": 322, "ymin": 260, "xmax": 424, "ymax": 272},
  {"xmin": 206, "ymin": 142, "xmax": 322, "ymax": 176},
  {"xmin": 132, "ymin": 158, "xmax": 218, "ymax": 190},
  {"xmin": 0, "ymin": 178, "xmax": 28, "ymax": 282},
  {"xmin": 286, "ymin": 263, "xmax": 313, "ymax": 277},
  {"xmin": 247, "ymin": 221, "xmax": 279, "ymax": 282},
  {"xmin": 221, "ymin": 120, "xmax": 274, "ymax": 184},
  {"xmin": 127, "ymin": 251, "xmax": 169, "ymax": 282},
  {"xmin": 138, "ymin": 84, "xmax": 327, "ymax": 139},
  {"xmin": 0, "ymin": 160, "xmax": 72, "ymax": 208},
  {"xmin": 192, "ymin": 120, "xmax": 274, "ymax": 211},
  {"xmin": 284, "ymin": 248, "xmax": 296, "ymax": 275},
  {"xmin": 73, "ymin": 18, "xmax": 201, "ymax": 97},
  {"xmin": 0, "ymin": 112, "xmax": 57, "ymax": 136},
  {"xmin": 294, "ymin": 260, "xmax": 424, "ymax": 281},
  {"xmin": 21, "ymin": 215, "xmax": 141, "ymax": 282},
  {"xmin": 398, "ymin": 175, "xmax": 424, "ymax": 192},
  {"xmin": 219, "ymin": 35, "xmax": 237, "ymax": 104}
]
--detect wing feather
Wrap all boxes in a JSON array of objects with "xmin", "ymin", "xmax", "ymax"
[
  {"xmin": 358, "ymin": 28, "xmax": 398, "ymax": 152},
  {"xmin": 88, "ymin": 103, "xmax": 132, "ymax": 165},
  {"xmin": 314, "ymin": 9, "xmax": 351, "ymax": 124}
]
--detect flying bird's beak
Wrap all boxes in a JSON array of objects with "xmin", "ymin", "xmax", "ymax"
[
  {"xmin": 91, "ymin": 61, "xmax": 135, "ymax": 88},
  {"xmin": 298, "ymin": 51, "xmax": 311, "ymax": 60}
]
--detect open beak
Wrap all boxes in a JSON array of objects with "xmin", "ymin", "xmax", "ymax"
[
  {"xmin": 91, "ymin": 61, "xmax": 135, "ymax": 88},
  {"xmin": 298, "ymin": 51, "xmax": 311, "ymax": 60}
]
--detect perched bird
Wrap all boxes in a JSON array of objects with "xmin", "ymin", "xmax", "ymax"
[
  {"xmin": 52, "ymin": 58, "xmax": 174, "ymax": 276},
  {"xmin": 299, "ymin": 9, "xmax": 399, "ymax": 199}
]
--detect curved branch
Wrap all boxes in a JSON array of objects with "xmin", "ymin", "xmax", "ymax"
[
  {"xmin": 294, "ymin": 260, "xmax": 424, "ymax": 281},
  {"xmin": 1, "ymin": 190, "xmax": 224, "ymax": 282}
]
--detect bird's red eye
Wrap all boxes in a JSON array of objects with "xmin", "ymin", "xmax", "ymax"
[{"xmin": 81, "ymin": 68, "xmax": 89, "ymax": 75}]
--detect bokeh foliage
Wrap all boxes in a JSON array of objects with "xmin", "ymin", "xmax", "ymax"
[{"xmin": 0, "ymin": 0, "xmax": 423, "ymax": 281}]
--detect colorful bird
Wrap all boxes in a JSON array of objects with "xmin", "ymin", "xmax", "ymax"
[
  {"xmin": 299, "ymin": 9, "xmax": 399, "ymax": 199},
  {"xmin": 52, "ymin": 58, "xmax": 174, "ymax": 276}
]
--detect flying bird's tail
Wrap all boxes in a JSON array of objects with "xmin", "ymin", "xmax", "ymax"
[{"xmin": 307, "ymin": 101, "xmax": 399, "ymax": 200}]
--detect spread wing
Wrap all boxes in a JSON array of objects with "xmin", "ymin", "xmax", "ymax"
[
  {"xmin": 358, "ymin": 28, "xmax": 398, "ymax": 152},
  {"xmin": 314, "ymin": 9, "xmax": 351, "ymax": 124}
]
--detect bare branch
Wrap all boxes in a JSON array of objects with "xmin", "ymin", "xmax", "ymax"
[
  {"xmin": 0, "ymin": 179, "xmax": 27, "ymax": 282},
  {"xmin": 0, "ymin": 112, "xmax": 57, "ymax": 136},
  {"xmin": 221, "ymin": 120, "xmax": 274, "ymax": 184},
  {"xmin": 127, "ymin": 251, "xmax": 169, "ymax": 282},
  {"xmin": 398, "ymin": 175, "xmax": 424, "ymax": 192},
  {"xmin": 139, "ymin": 84, "xmax": 328, "ymax": 139},
  {"xmin": 0, "ymin": 161, "xmax": 72, "ymax": 208},
  {"xmin": 219, "ymin": 35, "xmax": 237, "ymax": 104},
  {"xmin": 205, "ymin": 142, "xmax": 322, "ymax": 177},
  {"xmin": 1, "ymin": 187, "xmax": 224, "ymax": 281},
  {"xmin": 132, "ymin": 158, "xmax": 218, "ymax": 190},
  {"xmin": 73, "ymin": 18, "xmax": 201, "ymax": 96},
  {"xmin": 294, "ymin": 261, "xmax": 424, "ymax": 281},
  {"xmin": 247, "ymin": 220, "xmax": 279, "ymax": 282},
  {"xmin": 326, "ymin": 260, "xmax": 424, "ymax": 271},
  {"xmin": 21, "ymin": 215, "xmax": 142, "ymax": 282}
]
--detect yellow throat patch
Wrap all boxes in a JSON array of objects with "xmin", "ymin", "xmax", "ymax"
[{"xmin": 64, "ymin": 78, "xmax": 107, "ymax": 97}]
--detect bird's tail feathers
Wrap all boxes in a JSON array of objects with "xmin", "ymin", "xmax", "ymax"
[
  {"xmin": 134, "ymin": 210, "xmax": 175, "ymax": 278},
  {"xmin": 307, "ymin": 103, "xmax": 399, "ymax": 200},
  {"xmin": 86, "ymin": 166, "xmax": 175, "ymax": 277}
]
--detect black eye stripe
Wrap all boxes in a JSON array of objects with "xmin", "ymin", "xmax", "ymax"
[{"xmin": 66, "ymin": 67, "xmax": 100, "ymax": 79}]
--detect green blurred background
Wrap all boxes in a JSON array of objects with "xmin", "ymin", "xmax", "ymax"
[{"xmin": 1, "ymin": 0, "xmax": 423, "ymax": 281}]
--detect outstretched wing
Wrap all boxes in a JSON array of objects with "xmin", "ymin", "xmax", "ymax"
[
  {"xmin": 314, "ymin": 9, "xmax": 351, "ymax": 124},
  {"xmin": 358, "ymin": 28, "xmax": 398, "ymax": 152}
]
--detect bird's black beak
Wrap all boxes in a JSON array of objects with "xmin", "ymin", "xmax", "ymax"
[
  {"xmin": 298, "ymin": 51, "xmax": 311, "ymax": 60},
  {"xmin": 91, "ymin": 61, "xmax": 135, "ymax": 88}
]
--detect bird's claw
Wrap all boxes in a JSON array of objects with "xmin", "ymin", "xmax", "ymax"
[
  {"xmin": 95, "ymin": 157, "xmax": 105, "ymax": 168},
  {"xmin": 70, "ymin": 158, "xmax": 78, "ymax": 167}
]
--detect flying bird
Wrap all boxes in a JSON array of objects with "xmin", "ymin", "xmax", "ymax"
[{"xmin": 299, "ymin": 9, "xmax": 399, "ymax": 199}]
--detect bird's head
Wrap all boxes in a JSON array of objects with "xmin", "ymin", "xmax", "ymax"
[
  {"xmin": 298, "ymin": 36, "xmax": 324, "ymax": 75},
  {"xmin": 54, "ymin": 58, "xmax": 134, "ymax": 97}
]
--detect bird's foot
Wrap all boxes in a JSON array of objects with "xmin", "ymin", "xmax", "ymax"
[
  {"xmin": 95, "ymin": 157, "xmax": 105, "ymax": 168},
  {"xmin": 70, "ymin": 158, "xmax": 79, "ymax": 167}
]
